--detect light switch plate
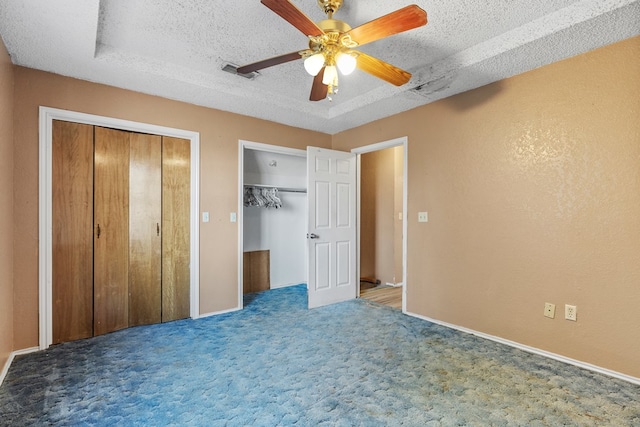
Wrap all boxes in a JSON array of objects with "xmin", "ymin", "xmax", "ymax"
[
  {"xmin": 418, "ymin": 212, "xmax": 428, "ymax": 222},
  {"xmin": 202, "ymin": 212, "xmax": 209, "ymax": 223},
  {"xmin": 230, "ymin": 212, "xmax": 237, "ymax": 223}
]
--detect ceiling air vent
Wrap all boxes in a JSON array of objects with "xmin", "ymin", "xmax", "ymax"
[{"xmin": 222, "ymin": 63, "xmax": 260, "ymax": 80}]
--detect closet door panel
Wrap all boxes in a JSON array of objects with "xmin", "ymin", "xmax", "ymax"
[
  {"xmin": 52, "ymin": 120, "xmax": 94, "ymax": 344},
  {"xmin": 129, "ymin": 133, "xmax": 163, "ymax": 326},
  {"xmin": 94, "ymin": 127, "xmax": 130, "ymax": 336},
  {"xmin": 161, "ymin": 136, "xmax": 191, "ymax": 322}
]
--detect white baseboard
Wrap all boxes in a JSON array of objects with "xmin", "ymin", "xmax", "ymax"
[
  {"xmin": 0, "ymin": 346, "xmax": 39, "ymax": 386},
  {"xmin": 197, "ymin": 306, "xmax": 242, "ymax": 319},
  {"xmin": 406, "ymin": 311, "xmax": 640, "ymax": 386},
  {"xmin": 270, "ymin": 282, "xmax": 305, "ymax": 290}
]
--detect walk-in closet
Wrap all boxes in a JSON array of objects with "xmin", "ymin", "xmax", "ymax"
[{"xmin": 242, "ymin": 148, "xmax": 307, "ymax": 293}]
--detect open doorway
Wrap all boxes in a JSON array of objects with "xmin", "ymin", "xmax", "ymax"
[
  {"xmin": 353, "ymin": 137, "xmax": 408, "ymax": 312},
  {"xmin": 238, "ymin": 141, "xmax": 308, "ymax": 307}
]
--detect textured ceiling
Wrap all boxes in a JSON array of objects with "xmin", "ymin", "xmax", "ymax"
[{"xmin": 1, "ymin": 0, "xmax": 638, "ymax": 134}]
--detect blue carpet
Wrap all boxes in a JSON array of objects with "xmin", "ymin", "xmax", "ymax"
[{"xmin": 0, "ymin": 285, "xmax": 638, "ymax": 426}]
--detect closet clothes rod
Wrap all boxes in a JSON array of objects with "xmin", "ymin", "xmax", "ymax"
[{"xmin": 244, "ymin": 184, "xmax": 307, "ymax": 194}]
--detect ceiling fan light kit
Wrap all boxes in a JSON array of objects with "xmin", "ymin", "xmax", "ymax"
[
  {"xmin": 237, "ymin": 0, "xmax": 427, "ymax": 101},
  {"xmin": 304, "ymin": 53, "xmax": 325, "ymax": 76}
]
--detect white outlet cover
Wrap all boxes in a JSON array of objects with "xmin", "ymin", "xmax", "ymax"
[
  {"xmin": 565, "ymin": 304, "xmax": 577, "ymax": 321},
  {"xmin": 418, "ymin": 212, "xmax": 428, "ymax": 222}
]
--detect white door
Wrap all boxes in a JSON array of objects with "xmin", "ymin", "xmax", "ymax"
[{"xmin": 307, "ymin": 146, "xmax": 357, "ymax": 308}]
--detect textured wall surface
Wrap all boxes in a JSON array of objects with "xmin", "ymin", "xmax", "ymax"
[
  {"xmin": 0, "ymin": 37, "xmax": 14, "ymax": 370},
  {"xmin": 11, "ymin": 69, "xmax": 330, "ymax": 349},
  {"xmin": 333, "ymin": 36, "xmax": 640, "ymax": 378}
]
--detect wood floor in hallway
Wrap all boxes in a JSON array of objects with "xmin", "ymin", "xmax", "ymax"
[{"xmin": 359, "ymin": 285, "xmax": 402, "ymax": 309}]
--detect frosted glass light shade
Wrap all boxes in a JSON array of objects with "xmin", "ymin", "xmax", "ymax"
[
  {"xmin": 336, "ymin": 53, "xmax": 356, "ymax": 75},
  {"xmin": 322, "ymin": 65, "xmax": 338, "ymax": 86},
  {"xmin": 304, "ymin": 53, "xmax": 325, "ymax": 76}
]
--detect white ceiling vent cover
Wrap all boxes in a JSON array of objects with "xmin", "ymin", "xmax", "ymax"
[{"xmin": 222, "ymin": 63, "xmax": 260, "ymax": 80}]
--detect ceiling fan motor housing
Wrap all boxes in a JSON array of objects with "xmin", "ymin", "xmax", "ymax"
[
  {"xmin": 318, "ymin": 19, "xmax": 351, "ymax": 34},
  {"xmin": 308, "ymin": 21, "xmax": 355, "ymax": 58}
]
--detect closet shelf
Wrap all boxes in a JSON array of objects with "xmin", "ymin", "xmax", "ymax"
[{"xmin": 244, "ymin": 184, "xmax": 307, "ymax": 194}]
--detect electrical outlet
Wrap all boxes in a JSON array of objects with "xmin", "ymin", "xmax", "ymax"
[
  {"xmin": 565, "ymin": 304, "xmax": 577, "ymax": 321},
  {"xmin": 418, "ymin": 212, "xmax": 428, "ymax": 222},
  {"xmin": 544, "ymin": 302, "xmax": 556, "ymax": 319}
]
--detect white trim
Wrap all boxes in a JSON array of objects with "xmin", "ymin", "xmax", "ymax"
[
  {"xmin": 197, "ymin": 306, "xmax": 243, "ymax": 319},
  {"xmin": 240, "ymin": 140, "xmax": 306, "ymax": 157},
  {"xmin": 406, "ymin": 311, "xmax": 640, "ymax": 386},
  {"xmin": 351, "ymin": 137, "xmax": 409, "ymax": 314},
  {"xmin": 0, "ymin": 347, "xmax": 39, "ymax": 386},
  {"xmin": 38, "ymin": 106, "xmax": 201, "ymax": 350},
  {"xmin": 355, "ymin": 154, "xmax": 362, "ymax": 297},
  {"xmin": 237, "ymin": 140, "xmax": 307, "ymax": 310}
]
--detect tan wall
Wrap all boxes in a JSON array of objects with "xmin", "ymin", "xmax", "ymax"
[
  {"xmin": 0, "ymin": 37, "xmax": 14, "ymax": 370},
  {"xmin": 333, "ymin": 36, "xmax": 640, "ymax": 378},
  {"xmin": 12, "ymin": 68, "xmax": 331, "ymax": 349}
]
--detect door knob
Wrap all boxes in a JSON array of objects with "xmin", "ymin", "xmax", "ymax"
[{"xmin": 307, "ymin": 233, "xmax": 319, "ymax": 239}]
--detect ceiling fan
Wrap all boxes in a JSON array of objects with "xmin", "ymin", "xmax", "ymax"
[{"xmin": 237, "ymin": 0, "xmax": 427, "ymax": 101}]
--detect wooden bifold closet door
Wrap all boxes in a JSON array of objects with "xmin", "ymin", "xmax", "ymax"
[
  {"xmin": 52, "ymin": 120, "xmax": 190, "ymax": 344},
  {"xmin": 161, "ymin": 136, "xmax": 191, "ymax": 322},
  {"xmin": 93, "ymin": 126, "xmax": 132, "ymax": 336},
  {"xmin": 52, "ymin": 121, "xmax": 94, "ymax": 343},
  {"xmin": 127, "ymin": 131, "xmax": 162, "ymax": 327}
]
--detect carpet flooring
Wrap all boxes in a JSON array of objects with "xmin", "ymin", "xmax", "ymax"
[{"xmin": 1, "ymin": 285, "xmax": 638, "ymax": 426}]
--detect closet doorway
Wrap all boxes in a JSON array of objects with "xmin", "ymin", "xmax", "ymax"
[
  {"xmin": 240, "ymin": 142, "xmax": 308, "ymax": 297},
  {"xmin": 39, "ymin": 107, "xmax": 200, "ymax": 350}
]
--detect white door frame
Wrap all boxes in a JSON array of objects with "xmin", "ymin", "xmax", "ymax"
[
  {"xmin": 38, "ymin": 106, "xmax": 201, "ymax": 349},
  {"xmin": 352, "ymin": 136, "xmax": 408, "ymax": 313},
  {"xmin": 237, "ymin": 140, "xmax": 307, "ymax": 308}
]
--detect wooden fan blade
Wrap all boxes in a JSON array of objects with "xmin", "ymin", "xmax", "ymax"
[
  {"xmin": 237, "ymin": 51, "xmax": 303, "ymax": 74},
  {"xmin": 346, "ymin": 5, "xmax": 427, "ymax": 47},
  {"xmin": 261, "ymin": 0, "xmax": 324, "ymax": 37},
  {"xmin": 356, "ymin": 52, "xmax": 412, "ymax": 86},
  {"xmin": 310, "ymin": 67, "xmax": 328, "ymax": 101}
]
